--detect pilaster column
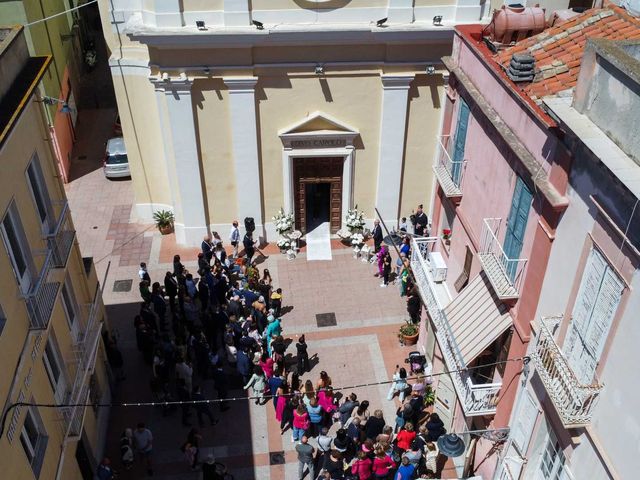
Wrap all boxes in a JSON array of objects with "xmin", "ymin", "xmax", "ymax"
[
  {"xmin": 224, "ymin": 0, "xmax": 251, "ymax": 27},
  {"xmin": 224, "ymin": 77, "xmax": 264, "ymax": 239},
  {"xmin": 152, "ymin": 75, "xmax": 208, "ymax": 246},
  {"xmin": 152, "ymin": 0, "xmax": 184, "ymax": 27},
  {"xmin": 375, "ymin": 74, "xmax": 414, "ymax": 228},
  {"xmin": 387, "ymin": 0, "xmax": 415, "ymax": 24}
]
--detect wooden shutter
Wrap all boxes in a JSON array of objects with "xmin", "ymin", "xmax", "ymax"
[
  {"xmin": 511, "ymin": 389, "xmax": 539, "ymax": 456},
  {"xmin": 566, "ymin": 248, "xmax": 623, "ymax": 384},
  {"xmin": 454, "ymin": 245, "xmax": 473, "ymax": 292},
  {"xmin": 451, "ymin": 98, "xmax": 470, "ymax": 185},
  {"xmin": 504, "ymin": 176, "xmax": 532, "ymax": 280}
]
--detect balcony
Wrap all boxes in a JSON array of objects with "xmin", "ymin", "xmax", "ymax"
[
  {"xmin": 532, "ymin": 317, "xmax": 603, "ymax": 428},
  {"xmin": 61, "ymin": 288, "xmax": 103, "ymax": 442},
  {"xmin": 410, "ymin": 236, "xmax": 501, "ymax": 416},
  {"xmin": 478, "ymin": 218, "xmax": 527, "ymax": 300},
  {"xmin": 433, "ymin": 134, "xmax": 465, "ymax": 200},
  {"xmin": 24, "ymin": 250, "xmax": 61, "ymax": 330},
  {"xmin": 48, "ymin": 201, "xmax": 75, "ymax": 268}
]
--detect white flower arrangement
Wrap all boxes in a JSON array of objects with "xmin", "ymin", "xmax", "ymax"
[
  {"xmin": 345, "ymin": 205, "xmax": 366, "ymax": 233},
  {"xmin": 276, "ymin": 237, "xmax": 291, "ymax": 249},
  {"xmin": 272, "ymin": 208, "xmax": 294, "ymax": 235},
  {"xmin": 350, "ymin": 233, "xmax": 365, "ymax": 246}
]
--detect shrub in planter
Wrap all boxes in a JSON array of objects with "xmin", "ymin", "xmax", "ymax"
[
  {"xmin": 153, "ymin": 209, "xmax": 174, "ymax": 234},
  {"xmin": 399, "ymin": 320, "xmax": 419, "ymax": 345}
]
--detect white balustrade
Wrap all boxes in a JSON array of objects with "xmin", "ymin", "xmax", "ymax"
[
  {"xmin": 478, "ymin": 218, "xmax": 527, "ymax": 299},
  {"xmin": 410, "ymin": 236, "xmax": 501, "ymax": 416},
  {"xmin": 532, "ymin": 317, "xmax": 603, "ymax": 427}
]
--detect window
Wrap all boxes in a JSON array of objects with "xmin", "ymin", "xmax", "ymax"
[
  {"xmin": 503, "ymin": 176, "xmax": 532, "ymax": 280},
  {"xmin": 43, "ymin": 335, "xmax": 67, "ymax": 404},
  {"xmin": 61, "ymin": 275, "xmax": 79, "ymax": 335},
  {"xmin": 1, "ymin": 201, "xmax": 34, "ymax": 293},
  {"xmin": 565, "ymin": 247, "xmax": 624, "ymax": 384},
  {"xmin": 537, "ymin": 430, "xmax": 568, "ymax": 480},
  {"xmin": 451, "ymin": 98, "xmax": 470, "ymax": 186},
  {"xmin": 454, "ymin": 246, "xmax": 473, "ymax": 292},
  {"xmin": 26, "ymin": 154, "xmax": 54, "ymax": 233},
  {"xmin": 20, "ymin": 407, "xmax": 48, "ymax": 478}
]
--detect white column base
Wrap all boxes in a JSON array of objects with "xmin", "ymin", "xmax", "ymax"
[{"xmin": 174, "ymin": 223, "xmax": 209, "ymax": 247}]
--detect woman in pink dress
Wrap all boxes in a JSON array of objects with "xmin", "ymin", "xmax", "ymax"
[
  {"xmin": 258, "ymin": 351, "xmax": 274, "ymax": 379},
  {"xmin": 317, "ymin": 386, "xmax": 338, "ymax": 414}
]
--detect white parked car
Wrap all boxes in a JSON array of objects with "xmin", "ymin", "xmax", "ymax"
[{"xmin": 103, "ymin": 137, "xmax": 130, "ymax": 178}]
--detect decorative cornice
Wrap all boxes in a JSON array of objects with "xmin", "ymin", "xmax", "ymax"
[
  {"xmin": 380, "ymin": 74, "xmax": 415, "ymax": 90},
  {"xmin": 149, "ymin": 74, "xmax": 193, "ymax": 93},
  {"xmin": 223, "ymin": 76, "xmax": 258, "ymax": 93}
]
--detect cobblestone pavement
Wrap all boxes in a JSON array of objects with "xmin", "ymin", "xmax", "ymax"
[{"xmin": 64, "ymin": 109, "xmax": 441, "ymax": 479}]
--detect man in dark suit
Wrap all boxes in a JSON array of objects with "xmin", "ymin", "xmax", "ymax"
[
  {"xmin": 164, "ymin": 271, "xmax": 178, "ymax": 314},
  {"xmin": 412, "ymin": 204, "xmax": 429, "ymax": 237},
  {"xmin": 372, "ymin": 219, "xmax": 383, "ymax": 252},
  {"xmin": 201, "ymin": 234, "xmax": 214, "ymax": 264}
]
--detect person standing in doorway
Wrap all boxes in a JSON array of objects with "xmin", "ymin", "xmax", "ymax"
[
  {"xmin": 372, "ymin": 219, "xmax": 383, "ymax": 253},
  {"xmin": 296, "ymin": 436, "xmax": 315, "ymax": 480},
  {"xmin": 229, "ymin": 221, "xmax": 240, "ymax": 258}
]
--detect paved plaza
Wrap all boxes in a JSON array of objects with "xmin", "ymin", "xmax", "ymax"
[{"xmin": 64, "ymin": 120, "xmax": 436, "ymax": 479}]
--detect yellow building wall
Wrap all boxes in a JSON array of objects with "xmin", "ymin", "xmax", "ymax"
[
  {"xmin": 111, "ymin": 72, "xmax": 173, "ymax": 209},
  {"xmin": 401, "ymin": 75, "xmax": 444, "ymax": 217},
  {"xmin": 256, "ymin": 71, "xmax": 383, "ymax": 220},
  {"xmin": 193, "ymin": 78, "xmax": 238, "ymax": 224},
  {"xmin": 0, "ymin": 101, "xmax": 110, "ymax": 480}
]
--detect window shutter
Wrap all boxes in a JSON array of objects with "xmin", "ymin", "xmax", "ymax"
[
  {"xmin": 451, "ymin": 99, "xmax": 470, "ymax": 185},
  {"xmin": 566, "ymin": 248, "xmax": 623, "ymax": 384},
  {"xmin": 454, "ymin": 246, "xmax": 473, "ymax": 292},
  {"xmin": 559, "ymin": 464, "xmax": 574, "ymax": 480},
  {"xmin": 511, "ymin": 389, "xmax": 539, "ymax": 455},
  {"xmin": 565, "ymin": 248, "xmax": 606, "ymax": 354}
]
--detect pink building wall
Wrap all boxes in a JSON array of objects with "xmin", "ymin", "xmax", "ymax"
[{"xmin": 425, "ymin": 28, "xmax": 570, "ymax": 470}]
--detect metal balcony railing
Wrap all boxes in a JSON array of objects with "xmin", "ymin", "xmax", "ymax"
[
  {"xmin": 478, "ymin": 218, "xmax": 527, "ymax": 300},
  {"xmin": 410, "ymin": 236, "xmax": 501, "ymax": 416},
  {"xmin": 532, "ymin": 317, "xmax": 603, "ymax": 428},
  {"xmin": 47, "ymin": 201, "xmax": 75, "ymax": 268},
  {"xmin": 433, "ymin": 134, "xmax": 465, "ymax": 198},
  {"xmin": 24, "ymin": 250, "xmax": 61, "ymax": 330},
  {"xmin": 60, "ymin": 288, "xmax": 103, "ymax": 442}
]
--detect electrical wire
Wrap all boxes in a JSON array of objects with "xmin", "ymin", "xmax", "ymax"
[
  {"xmin": 0, "ymin": 356, "xmax": 528, "ymax": 438},
  {"xmin": 24, "ymin": 0, "xmax": 98, "ymax": 27}
]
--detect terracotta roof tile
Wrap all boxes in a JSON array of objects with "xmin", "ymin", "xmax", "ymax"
[{"xmin": 494, "ymin": 5, "xmax": 640, "ymax": 99}]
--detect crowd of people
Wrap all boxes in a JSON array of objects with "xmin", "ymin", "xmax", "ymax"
[
  {"xmin": 99, "ymin": 206, "xmax": 439, "ymax": 479},
  {"xmin": 287, "ymin": 366, "xmax": 447, "ymax": 480}
]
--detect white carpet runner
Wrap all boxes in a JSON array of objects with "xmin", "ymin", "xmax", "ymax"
[{"xmin": 305, "ymin": 222, "xmax": 332, "ymax": 261}]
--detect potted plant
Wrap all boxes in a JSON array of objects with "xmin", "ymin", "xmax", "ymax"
[
  {"xmin": 153, "ymin": 209, "xmax": 174, "ymax": 235},
  {"xmin": 423, "ymin": 385, "xmax": 436, "ymax": 407},
  {"xmin": 442, "ymin": 228, "xmax": 452, "ymax": 245},
  {"xmin": 398, "ymin": 320, "xmax": 419, "ymax": 346}
]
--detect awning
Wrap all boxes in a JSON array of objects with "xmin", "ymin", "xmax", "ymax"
[{"xmin": 444, "ymin": 271, "xmax": 512, "ymax": 364}]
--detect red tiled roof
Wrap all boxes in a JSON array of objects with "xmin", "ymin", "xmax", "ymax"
[{"xmin": 495, "ymin": 3, "xmax": 640, "ymax": 101}]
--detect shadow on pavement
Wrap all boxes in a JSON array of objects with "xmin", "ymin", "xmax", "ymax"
[{"xmin": 102, "ymin": 301, "xmax": 255, "ymax": 479}]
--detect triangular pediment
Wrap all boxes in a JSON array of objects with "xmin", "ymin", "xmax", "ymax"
[{"xmin": 279, "ymin": 111, "xmax": 358, "ymax": 136}]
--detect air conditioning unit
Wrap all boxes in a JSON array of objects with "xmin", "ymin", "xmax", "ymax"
[{"xmin": 429, "ymin": 251, "xmax": 448, "ymax": 282}]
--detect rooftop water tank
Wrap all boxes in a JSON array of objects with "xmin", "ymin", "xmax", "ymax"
[{"xmin": 485, "ymin": 4, "xmax": 546, "ymax": 48}]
